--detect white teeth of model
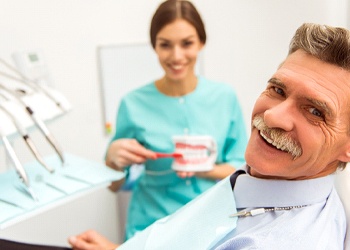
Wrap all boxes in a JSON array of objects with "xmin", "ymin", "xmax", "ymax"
[
  {"xmin": 187, "ymin": 150, "xmax": 197, "ymax": 159},
  {"xmin": 178, "ymin": 149, "xmax": 190, "ymax": 160},
  {"xmin": 181, "ymin": 149, "xmax": 207, "ymax": 160}
]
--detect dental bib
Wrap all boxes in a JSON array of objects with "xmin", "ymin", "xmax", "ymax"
[{"xmin": 117, "ymin": 177, "xmax": 237, "ymax": 250}]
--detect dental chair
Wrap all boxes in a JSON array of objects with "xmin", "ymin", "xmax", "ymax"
[{"xmin": 335, "ymin": 164, "xmax": 350, "ymax": 249}]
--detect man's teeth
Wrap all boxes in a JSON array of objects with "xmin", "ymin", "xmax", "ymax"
[{"xmin": 260, "ymin": 131, "xmax": 287, "ymax": 152}]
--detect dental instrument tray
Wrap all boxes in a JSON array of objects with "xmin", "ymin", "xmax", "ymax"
[{"xmin": 0, "ymin": 153, "xmax": 125, "ymax": 229}]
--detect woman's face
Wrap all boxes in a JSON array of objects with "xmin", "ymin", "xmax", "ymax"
[{"xmin": 154, "ymin": 19, "xmax": 203, "ymax": 83}]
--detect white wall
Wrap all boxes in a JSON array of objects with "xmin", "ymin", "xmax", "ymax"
[{"xmin": 0, "ymin": 0, "xmax": 348, "ymax": 246}]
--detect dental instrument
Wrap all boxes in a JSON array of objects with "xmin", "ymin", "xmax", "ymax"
[
  {"xmin": 0, "ymin": 85, "xmax": 65, "ymax": 165},
  {"xmin": 0, "ymin": 133, "xmax": 38, "ymax": 202},
  {"xmin": 0, "ymin": 94, "xmax": 54, "ymax": 173}
]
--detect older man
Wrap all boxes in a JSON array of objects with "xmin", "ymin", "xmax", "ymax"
[{"xmin": 69, "ymin": 23, "xmax": 349, "ymax": 250}]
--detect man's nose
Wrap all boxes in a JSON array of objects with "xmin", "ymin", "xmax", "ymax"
[{"xmin": 263, "ymin": 101, "xmax": 295, "ymax": 131}]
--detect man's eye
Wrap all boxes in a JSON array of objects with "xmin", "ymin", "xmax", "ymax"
[
  {"xmin": 308, "ymin": 107, "xmax": 323, "ymax": 117},
  {"xmin": 274, "ymin": 87, "xmax": 285, "ymax": 96}
]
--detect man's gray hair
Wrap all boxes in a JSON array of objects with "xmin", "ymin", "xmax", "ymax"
[{"xmin": 289, "ymin": 23, "xmax": 350, "ymax": 71}]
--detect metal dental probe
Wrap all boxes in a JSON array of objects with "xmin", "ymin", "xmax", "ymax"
[
  {"xmin": 0, "ymin": 85, "xmax": 65, "ymax": 165},
  {"xmin": 0, "ymin": 134, "xmax": 38, "ymax": 201},
  {"xmin": 0, "ymin": 97, "xmax": 55, "ymax": 173}
]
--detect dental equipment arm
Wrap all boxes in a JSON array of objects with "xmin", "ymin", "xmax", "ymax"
[{"xmin": 0, "ymin": 85, "xmax": 65, "ymax": 165}]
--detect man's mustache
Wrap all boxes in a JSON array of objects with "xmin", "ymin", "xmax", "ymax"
[{"xmin": 252, "ymin": 116, "xmax": 302, "ymax": 159}]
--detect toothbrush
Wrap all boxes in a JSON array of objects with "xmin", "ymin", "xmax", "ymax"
[{"xmin": 155, "ymin": 152, "xmax": 183, "ymax": 158}]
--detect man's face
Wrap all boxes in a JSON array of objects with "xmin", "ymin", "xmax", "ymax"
[{"xmin": 245, "ymin": 50, "xmax": 350, "ymax": 180}]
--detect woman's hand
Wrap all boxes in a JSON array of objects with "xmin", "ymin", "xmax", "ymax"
[
  {"xmin": 106, "ymin": 139, "xmax": 156, "ymax": 170},
  {"xmin": 105, "ymin": 139, "xmax": 156, "ymax": 192},
  {"xmin": 68, "ymin": 230, "xmax": 119, "ymax": 250}
]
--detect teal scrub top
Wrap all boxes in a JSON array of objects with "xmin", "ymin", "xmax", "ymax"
[{"xmin": 110, "ymin": 76, "xmax": 248, "ymax": 240}]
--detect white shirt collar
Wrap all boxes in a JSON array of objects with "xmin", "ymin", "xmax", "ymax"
[{"xmin": 234, "ymin": 165, "xmax": 335, "ymax": 208}]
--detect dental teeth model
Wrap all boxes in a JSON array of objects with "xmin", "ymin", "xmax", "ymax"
[{"xmin": 171, "ymin": 135, "xmax": 217, "ymax": 172}]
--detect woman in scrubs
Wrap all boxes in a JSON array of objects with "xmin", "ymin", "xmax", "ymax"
[{"xmin": 69, "ymin": 0, "xmax": 247, "ymax": 247}]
